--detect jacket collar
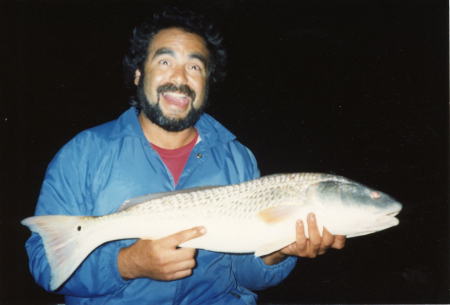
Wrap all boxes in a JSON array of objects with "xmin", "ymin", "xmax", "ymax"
[{"xmin": 115, "ymin": 107, "xmax": 236, "ymax": 148}]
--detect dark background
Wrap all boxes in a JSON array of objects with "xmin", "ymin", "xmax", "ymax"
[{"xmin": 1, "ymin": 0, "xmax": 448, "ymax": 304}]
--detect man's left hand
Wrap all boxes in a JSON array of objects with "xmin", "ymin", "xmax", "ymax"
[{"xmin": 262, "ymin": 213, "xmax": 346, "ymax": 265}]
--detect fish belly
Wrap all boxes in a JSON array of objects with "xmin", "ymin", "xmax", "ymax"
[{"xmin": 179, "ymin": 217, "xmax": 297, "ymax": 255}]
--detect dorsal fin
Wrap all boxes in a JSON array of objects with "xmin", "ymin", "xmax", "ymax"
[{"xmin": 117, "ymin": 186, "xmax": 217, "ymax": 212}]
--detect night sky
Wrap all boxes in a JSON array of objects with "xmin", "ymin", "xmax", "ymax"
[{"xmin": 1, "ymin": 0, "xmax": 448, "ymax": 304}]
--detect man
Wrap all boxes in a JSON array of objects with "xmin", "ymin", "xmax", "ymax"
[{"xmin": 25, "ymin": 7, "xmax": 345, "ymax": 304}]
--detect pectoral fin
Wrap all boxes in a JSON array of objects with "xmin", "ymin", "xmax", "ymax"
[{"xmin": 258, "ymin": 205, "xmax": 301, "ymax": 223}]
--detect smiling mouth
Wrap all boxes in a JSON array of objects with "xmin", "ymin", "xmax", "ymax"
[{"xmin": 161, "ymin": 92, "xmax": 191, "ymax": 108}]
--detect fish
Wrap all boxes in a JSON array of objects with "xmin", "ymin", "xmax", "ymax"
[{"xmin": 21, "ymin": 172, "xmax": 402, "ymax": 290}]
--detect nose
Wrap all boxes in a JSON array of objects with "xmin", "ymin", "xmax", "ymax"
[{"xmin": 170, "ymin": 65, "xmax": 188, "ymax": 86}]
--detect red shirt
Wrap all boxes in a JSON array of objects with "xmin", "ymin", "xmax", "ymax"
[{"xmin": 150, "ymin": 131, "xmax": 198, "ymax": 185}]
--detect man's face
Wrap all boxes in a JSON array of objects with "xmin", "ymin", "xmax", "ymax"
[{"xmin": 135, "ymin": 27, "xmax": 210, "ymax": 131}]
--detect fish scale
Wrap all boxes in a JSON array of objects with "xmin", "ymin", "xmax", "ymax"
[{"xmin": 116, "ymin": 173, "xmax": 338, "ymax": 221}]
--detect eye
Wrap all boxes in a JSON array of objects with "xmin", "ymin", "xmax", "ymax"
[
  {"xmin": 159, "ymin": 59, "xmax": 169, "ymax": 66},
  {"xmin": 189, "ymin": 64, "xmax": 202, "ymax": 71}
]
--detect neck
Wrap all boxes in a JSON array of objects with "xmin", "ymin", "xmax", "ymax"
[{"xmin": 138, "ymin": 112, "xmax": 197, "ymax": 149}]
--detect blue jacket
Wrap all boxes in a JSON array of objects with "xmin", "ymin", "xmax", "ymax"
[{"xmin": 25, "ymin": 107, "xmax": 297, "ymax": 305}]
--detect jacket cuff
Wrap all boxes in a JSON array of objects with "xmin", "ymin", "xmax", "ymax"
[
  {"xmin": 256, "ymin": 255, "xmax": 298, "ymax": 270},
  {"xmin": 108, "ymin": 242, "xmax": 130, "ymax": 287}
]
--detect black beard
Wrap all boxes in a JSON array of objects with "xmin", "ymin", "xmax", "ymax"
[{"xmin": 136, "ymin": 79, "xmax": 207, "ymax": 132}]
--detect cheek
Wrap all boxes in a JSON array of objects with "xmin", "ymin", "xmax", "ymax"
[
  {"xmin": 193, "ymin": 76, "xmax": 207, "ymax": 94},
  {"xmin": 143, "ymin": 74, "xmax": 161, "ymax": 96},
  {"xmin": 193, "ymin": 81, "xmax": 207, "ymax": 105},
  {"xmin": 143, "ymin": 66, "xmax": 165, "ymax": 86}
]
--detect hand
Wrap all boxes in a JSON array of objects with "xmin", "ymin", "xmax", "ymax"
[
  {"xmin": 281, "ymin": 213, "xmax": 346, "ymax": 258},
  {"xmin": 118, "ymin": 226, "xmax": 206, "ymax": 281},
  {"xmin": 262, "ymin": 213, "xmax": 346, "ymax": 265}
]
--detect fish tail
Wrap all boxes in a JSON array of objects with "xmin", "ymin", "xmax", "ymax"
[{"xmin": 21, "ymin": 215, "xmax": 99, "ymax": 291}]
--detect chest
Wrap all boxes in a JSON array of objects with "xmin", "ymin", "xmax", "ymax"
[{"xmin": 88, "ymin": 139, "xmax": 246, "ymax": 216}]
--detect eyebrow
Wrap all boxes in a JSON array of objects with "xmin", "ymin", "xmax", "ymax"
[
  {"xmin": 190, "ymin": 53, "xmax": 208, "ymax": 68},
  {"xmin": 153, "ymin": 47, "xmax": 174, "ymax": 58},
  {"xmin": 152, "ymin": 47, "xmax": 209, "ymax": 68}
]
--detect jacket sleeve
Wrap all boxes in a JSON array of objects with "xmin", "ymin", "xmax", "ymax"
[
  {"xmin": 231, "ymin": 255, "xmax": 297, "ymax": 291},
  {"xmin": 24, "ymin": 134, "xmax": 131, "ymax": 297}
]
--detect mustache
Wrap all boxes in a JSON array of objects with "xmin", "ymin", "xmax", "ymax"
[{"xmin": 157, "ymin": 83, "xmax": 196, "ymax": 100}]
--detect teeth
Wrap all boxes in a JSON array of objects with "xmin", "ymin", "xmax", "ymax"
[{"xmin": 163, "ymin": 92, "xmax": 187, "ymax": 98}]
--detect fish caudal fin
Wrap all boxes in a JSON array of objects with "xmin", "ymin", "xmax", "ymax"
[{"xmin": 21, "ymin": 215, "xmax": 99, "ymax": 291}]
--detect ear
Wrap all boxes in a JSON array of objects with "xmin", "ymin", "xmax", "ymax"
[{"xmin": 134, "ymin": 70, "xmax": 141, "ymax": 86}]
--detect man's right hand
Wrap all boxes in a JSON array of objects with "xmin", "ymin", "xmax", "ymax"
[{"xmin": 118, "ymin": 226, "xmax": 206, "ymax": 281}]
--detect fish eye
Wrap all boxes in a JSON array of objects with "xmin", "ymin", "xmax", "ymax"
[{"xmin": 370, "ymin": 191, "xmax": 381, "ymax": 199}]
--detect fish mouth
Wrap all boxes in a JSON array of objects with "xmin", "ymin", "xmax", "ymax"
[
  {"xmin": 386, "ymin": 211, "xmax": 400, "ymax": 217},
  {"xmin": 381, "ymin": 201, "xmax": 402, "ymax": 218},
  {"xmin": 358, "ymin": 201, "xmax": 402, "ymax": 236},
  {"xmin": 353, "ymin": 209, "xmax": 401, "ymax": 237},
  {"xmin": 346, "ymin": 215, "xmax": 399, "ymax": 238},
  {"xmin": 375, "ymin": 213, "xmax": 400, "ymax": 229}
]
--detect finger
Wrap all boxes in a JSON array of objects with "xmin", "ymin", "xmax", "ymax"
[
  {"xmin": 173, "ymin": 247, "xmax": 197, "ymax": 260},
  {"xmin": 307, "ymin": 213, "xmax": 321, "ymax": 253},
  {"xmin": 163, "ymin": 226, "xmax": 206, "ymax": 247},
  {"xmin": 169, "ymin": 269, "xmax": 194, "ymax": 280},
  {"xmin": 332, "ymin": 235, "xmax": 346, "ymax": 249},
  {"xmin": 318, "ymin": 228, "xmax": 334, "ymax": 255},
  {"xmin": 163, "ymin": 258, "xmax": 197, "ymax": 280},
  {"xmin": 295, "ymin": 220, "xmax": 308, "ymax": 251},
  {"xmin": 164, "ymin": 257, "xmax": 197, "ymax": 274},
  {"xmin": 281, "ymin": 242, "xmax": 297, "ymax": 256}
]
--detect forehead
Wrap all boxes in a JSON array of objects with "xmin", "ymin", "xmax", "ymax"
[{"xmin": 148, "ymin": 27, "xmax": 209, "ymax": 58}]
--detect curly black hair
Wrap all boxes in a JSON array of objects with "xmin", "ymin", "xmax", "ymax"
[{"xmin": 123, "ymin": 7, "xmax": 226, "ymax": 89}]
